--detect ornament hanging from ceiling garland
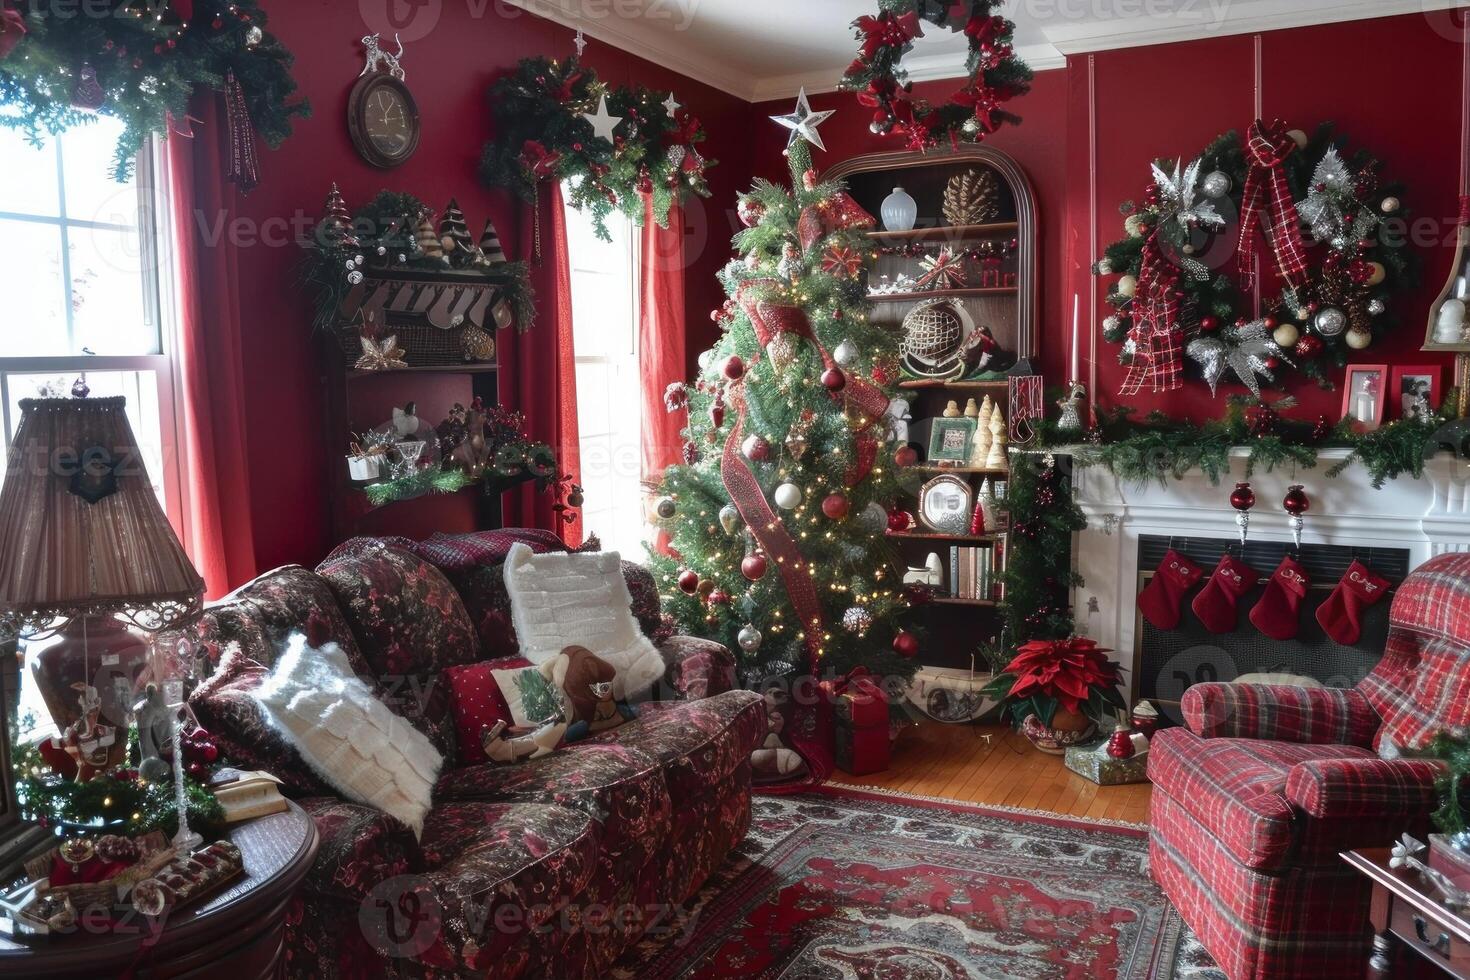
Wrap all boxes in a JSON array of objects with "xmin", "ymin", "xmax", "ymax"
[
  {"xmin": 0, "ymin": 0, "xmax": 307, "ymax": 182},
  {"xmin": 840, "ymin": 1, "xmax": 1033, "ymax": 151},
  {"xmin": 1095, "ymin": 119, "xmax": 1419, "ymax": 396}
]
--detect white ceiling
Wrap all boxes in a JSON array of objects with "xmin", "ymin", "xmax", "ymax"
[{"xmin": 506, "ymin": 0, "xmax": 1463, "ymax": 103}]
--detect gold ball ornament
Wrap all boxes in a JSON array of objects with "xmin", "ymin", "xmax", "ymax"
[
  {"xmin": 1380, "ymin": 196, "xmax": 1400, "ymax": 214},
  {"xmin": 1124, "ymin": 214, "xmax": 1147, "ymax": 238},
  {"xmin": 1287, "ymin": 129, "xmax": 1309, "ymax": 149},
  {"xmin": 1365, "ymin": 262, "xmax": 1386, "ymax": 286},
  {"xmin": 1272, "ymin": 323, "xmax": 1300, "ymax": 349},
  {"xmin": 1116, "ymin": 275, "xmax": 1138, "ymax": 298},
  {"xmin": 1345, "ymin": 328, "xmax": 1373, "ymax": 350}
]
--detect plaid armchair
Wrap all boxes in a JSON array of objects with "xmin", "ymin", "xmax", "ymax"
[{"xmin": 1147, "ymin": 551, "xmax": 1470, "ymax": 980}]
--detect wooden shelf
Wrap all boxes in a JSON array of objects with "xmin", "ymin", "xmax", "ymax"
[
  {"xmin": 898, "ymin": 378, "xmax": 1010, "ymax": 391},
  {"xmin": 929, "ymin": 596, "xmax": 998, "ymax": 608},
  {"xmin": 866, "ymin": 222, "xmax": 1019, "ymax": 243},
  {"xmin": 347, "ymin": 363, "xmax": 499, "ymax": 380},
  {"xmin": 869, "ymin": 287, "xmax": 1017, "ymax": 304},
  {"xmin": 912, "ymin": 465, "xmax": 1008, "ymax": 476},
  {"xmin": 888, "ymin": 532, "xmax": 996, "ymax": 544}
]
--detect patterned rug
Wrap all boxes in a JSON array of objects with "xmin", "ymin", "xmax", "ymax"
[{"xmin": 612, "ymin": 785, "xmax": 1224, "ymax": 980}]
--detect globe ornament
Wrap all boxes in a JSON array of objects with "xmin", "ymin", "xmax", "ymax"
[
  {"xmin": 842, "ymin": 605, "xmax": 873, "ymax": 637},
  {"xmin": 899, "ymin": 298, "xmax": 976, "ymax": 380},
  {"xmin": 1201, "ymin": 170, "xmax": 1232, "ymax": 198},
  {"xmin": 737, "ymin": 625, "xmax": 762, "ymax": 652},
  {"xmin": 833, "ymin": 340, "xmax": 859, "ymax": 368},
  {"xmin": 1314, "ymin": 306, "xmax": 1347, "ymax": 337}
]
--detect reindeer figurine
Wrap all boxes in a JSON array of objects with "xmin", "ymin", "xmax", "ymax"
[{"xmin": 359, "ymin": 33, "xmax": 407, "ymax": 80}]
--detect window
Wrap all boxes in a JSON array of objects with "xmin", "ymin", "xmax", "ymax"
[
  {"xmin": 564, "ymin": 198, "xmax": 645, "ymax": 557},
  {"xmin": 0, "ymin": 119, "xmax": 182, "ymax": 524}
]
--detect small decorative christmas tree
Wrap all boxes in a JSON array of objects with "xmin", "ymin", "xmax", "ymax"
[
  {"xmin": 478, "ymin": 219, "xmax": 508, "ymax": 265},
  {"xmin": 414, "ymin": 210, "xmax": 446, "ymax": 263},
  {"xmin": 319, "ymin": 183, "xmax": 358, "ymax": 248},
  {"xmin": 438, "ymin": 198, "xmax": 476, "ymax": 267},
  {"xmin": 649, "ymin": 120, "xmax": 915, "ymax": 683}
]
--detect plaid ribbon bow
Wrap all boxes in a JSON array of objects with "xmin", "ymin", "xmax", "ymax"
[
  {"xmin": 1119, "ymin": 238, "xmax": 1185, "ymax": 395},
  {"xmin": 1237, "ymin": 118, "xmax": 1310, "ymax": 294}
]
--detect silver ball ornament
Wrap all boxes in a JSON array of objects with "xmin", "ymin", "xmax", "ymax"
[
  {"xmin": 1201, "ymin": 171, "xmax": 1232, "ymax": 199},
  {"xmin": 773, "ymin": 483, "xmax": 802, "ymax": 510},
  {"xmin": 1103, "ymin": 314, "xmax": 1122, "ymax": 333},
  {"xmin": 737, "ymin": 625, "xmax": 762, "ymax": 652},
  {"xmin": 833, "ymin": 340, "xmax": 859, "ymax": 369},
  {"xmin": 1314, "ymin": 307, "xmax": 1347, "ymax": 337},
  {"xmin": 347, "ymin": 270, "xmax": 364, "ymax": 285},
  {"xmin": 1367, "ymin": 298, "xmax": 1387, "ymax": 316},
  {"xmin": 1380, "ymin": 196, "xmax": 1401, "ymax": 214},
  {"xmin": 377, "ymin": 245, "xmax": 388, "ymax": 257},
  {"xmin": 841, "ymin": 605, "xmax": 873, "ymax": 637},
  {"xmin": 719, "ymin": 503, "xmax": 741, "ymax": 536},
  {"xmin": 245, "ymin": 25, "xmax": 264, "ymax": 48}
]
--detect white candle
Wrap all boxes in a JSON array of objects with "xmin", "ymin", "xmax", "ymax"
[{"xmin": 1070, "ymin": 294, "xmax": 1080, "ymax": 382}]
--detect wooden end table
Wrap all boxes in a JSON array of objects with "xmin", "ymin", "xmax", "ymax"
[
  {"xmin": 1343, "ymin": 848, "xmax": 1470, "ymax": 979},
  {"xmin": 0, "ymin": 801, "xmax": 318, "ymax": 979}
]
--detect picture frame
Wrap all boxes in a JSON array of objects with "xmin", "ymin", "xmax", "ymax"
[
  {"xmin": 918, "ymin": 475, "xmax": 975, "ymax": 535},
  {"xmin": 927, "ymin": 416, "xmax": 977, "ymax": 465},
  {"xmin": 1342, "ymin": 364, "xmax": 1389, "ymax": 431},
  {"xmin": 1389, "ymin": 365, "xmax": 1441, "ymax": 422}
]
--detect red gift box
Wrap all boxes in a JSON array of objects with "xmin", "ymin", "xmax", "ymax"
[{"xmin": 823, "ymin": 668, "xmax": 890, "ymax": 776}]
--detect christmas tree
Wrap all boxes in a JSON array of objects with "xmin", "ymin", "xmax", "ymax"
[{"xmin": 649, "ymin": 127, "xmax": 915, "ymax": 683}]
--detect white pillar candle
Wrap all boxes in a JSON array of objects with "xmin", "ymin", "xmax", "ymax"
[{"xmin": 1071, "ymin": 293, "xmax": 1080, "ymax": 382}]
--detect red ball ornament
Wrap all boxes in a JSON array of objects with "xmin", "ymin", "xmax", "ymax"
[
  {"xmin": 678, "ymin": 570, "xmax": 700, "ymax": 595},
  {"xmin": 1229, "ymin": 482, "xmax": 1256, "ymax": 513},
  {"xmin": 1294, "ymin": 335, "xmax": 1324, "ymax": 360},
  {"xmin": 892, "ymin": 631, "xmax": 920, "ymax": 659},
  {"xmin": 1264, "ymin": 356, "xmax": 1281, "ymax": 371},
  {"xmin": 707, "ymin": 588, "xmax": 731, "ymax": 606},
  {"xmin": 887, "ymin": 508, "xmax": 914, "ymax": 533},
  {"xmin": 742, "ymin": 434, "xmax": 771, "ymax": 462},
  {"xmin": 741, "ymin": 554, "xmax": 768, "ymax": 581},
  {"xmin": 1282, "ymin": 485, "xmax": 1310, "ymax": 517},
  {"xmin": 821, "ymin": 493, "xmax": 850, "ymax": 520},
  {"xmin": 1199, "ymin": 316, "xmax": 1219, "ymax": 333},
  {"xmin": 894, "ymin": 445, "xmax": 919, "ymax": 468},
  {"xmin": 821, "ymin": 367, "xmax": 847, "ymax": 392},
  {"xmin": 722, "ymin": 355, "xmax": 745, "ymax": 380},
  {"xmin": 1262, "ymin": 315, "xmax": 1276, "ymax": 329},
  {"xmin": 709, "ymin": 402, "xmax": 726, "ymax": 428},
  {"xmin": 737, "ymin": 197, "xmax": 765, "ymax": 228}
]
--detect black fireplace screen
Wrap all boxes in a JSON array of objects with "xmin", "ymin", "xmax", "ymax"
[{"xmin": 1134, "ymin": 535, "xmax": 1410, "ymax": 710}]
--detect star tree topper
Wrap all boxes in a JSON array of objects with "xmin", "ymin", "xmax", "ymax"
[
  {"xmin": 770, "ymin": 87, "xmax": 835, "ymax": 153},
  {"xmin": 583, "ymin": 93, "xmax": 623, "ymax": 143}
]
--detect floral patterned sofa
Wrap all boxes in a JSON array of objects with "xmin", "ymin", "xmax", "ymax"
[{"xmin": 162, "ymin": 529, "xmax": 767, "ymax": 979}]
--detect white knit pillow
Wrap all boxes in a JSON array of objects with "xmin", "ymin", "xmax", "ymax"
[
  {"xmin": 502, "ymin": 543, "xmax": 666, "ymax": 700},
  {"xmin": 250, "ymin": 634, "xmax": 442, "ymax": 836}
]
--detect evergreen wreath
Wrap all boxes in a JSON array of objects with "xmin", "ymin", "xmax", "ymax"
[
  {"xmin": 480, "ymin": 55, "xmax": 714, "ymax": 240},
  {"xmin": 839, "ymin": 0, "xmax": 1033, "ymax": 150},
  {"xmin": 0, "ymin": 0, "xmax": 307, "ymax": 181},
  {"xmin": 1095, "ymin": 121, "xmax": 1419, "ymax": 395}
]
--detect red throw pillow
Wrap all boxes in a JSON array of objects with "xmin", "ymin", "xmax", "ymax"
[{"xmin": 443, "ymin": 659, "xmax": 537, "ymax": 767}]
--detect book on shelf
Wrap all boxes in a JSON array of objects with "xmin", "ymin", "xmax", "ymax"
[
  {"xmin": 948, "ymin": 545, "xmax": 998, "ymax": 600},
  {"xmin": 208, "ymin": 769, "xmax": 288, "ymax": 823},
  {"xmin": 993, "ymin": 533, "xmax": 1008, "ymax": 602}
]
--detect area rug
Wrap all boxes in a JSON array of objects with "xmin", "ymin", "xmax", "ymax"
[{"xmin": 612, "ymin": 785, "xmax": 1224, "ymax": 980}]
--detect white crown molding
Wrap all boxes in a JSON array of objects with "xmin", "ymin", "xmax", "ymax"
[
  {"xmin": 498, "ymin": 0, "xmax": 762, "ymax": 101},
  {"xmin": 749, "ymin": 42, "xmax": 1066, "ymax": 103},
  {"xmin": 1041, "ymin": 0, "xmax": 1466, "ymax": 56}
]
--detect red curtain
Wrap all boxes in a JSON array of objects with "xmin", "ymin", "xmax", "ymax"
[
  {"xmin": 501, "ymin": 183, "xmax": 583, "ymax": 547},
  {"xmin": 639, "ymin": 201, "xmax": 688, "ymax": 484},
  {"xmin": 166, "ymin": 102, "xmax": 257, "ymax": 599}
]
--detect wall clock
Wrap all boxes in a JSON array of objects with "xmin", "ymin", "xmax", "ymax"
[{"xmin": 347, "ymin": 72, "xmax": 420, "ymax": 169}]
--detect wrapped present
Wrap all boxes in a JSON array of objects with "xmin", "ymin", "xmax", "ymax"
[
  {"xmin": 1064, "ymin": 739, "xmax": 1150, "ymax": 785},
  {"xmin": 823, "ymin": 668, "xmax": 890, "ymax": 776}
]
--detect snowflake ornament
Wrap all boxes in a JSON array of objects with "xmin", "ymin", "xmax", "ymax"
[{"xmin": 1152, "ymin": 157, "xmax": 1226, "ymax": 233}]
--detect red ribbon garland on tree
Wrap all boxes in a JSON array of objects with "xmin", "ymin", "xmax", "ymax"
[
  {"xmin": 1236, "ymin": 118, "xmax": 1311, "ymax": 294},
  {"xmin": 1119, "ymin": 236, "xmax": 1185, "ymax": 395},
  {"xmin": 0, "ymin": 5, "xmax": 27, "ymax": 60}
]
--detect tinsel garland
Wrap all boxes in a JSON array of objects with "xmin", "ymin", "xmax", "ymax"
[
  {"xmin": 998, "ymin": 453, "xmax": 1086, "ymax": 645},
  {"xmin": 479, "ymin": 55, "xmax": 714, "ymax": 240},
  {"xmin": 11, "ymin": 731, "xmax": 223, "ymax": 838},
  {"xmin": 0, "ymin": 0, "xmax": 308, "ymax": 181},
  {"xmin": 1096, "ymin": 123, "xmax": 1419, "ymax": 387}
]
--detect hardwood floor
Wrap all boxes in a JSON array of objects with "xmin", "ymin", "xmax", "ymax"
[{"xmin": 835, "ymin": 719, "xmax": 1154, "ymax": 825}]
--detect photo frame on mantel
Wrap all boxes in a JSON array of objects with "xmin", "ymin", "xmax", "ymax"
[{"xmin": 1343, "ymin": 364, "xmax": 1389, "ymax": 431}]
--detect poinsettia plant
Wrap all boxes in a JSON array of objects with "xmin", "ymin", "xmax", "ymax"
[{"xmin": 980, "ymin": 637, "xmax": 1127, "ymax": 728}]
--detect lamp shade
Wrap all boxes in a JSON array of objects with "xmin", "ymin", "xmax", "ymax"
[{"xmin": 0, "ymin": 398, "xmax": 203, "ymax": 636}]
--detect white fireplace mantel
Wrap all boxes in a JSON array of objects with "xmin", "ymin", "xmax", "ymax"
[{"xmin": 1069, "ymin": 449, "xmax": 1470, "ymax": 682}]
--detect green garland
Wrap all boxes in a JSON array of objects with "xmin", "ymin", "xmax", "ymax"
[
  {"xmin": 1425, "ymin": 733, "xmax": 1470, "ymax": 839},
  {"xmin": 299, "ymin": 190, "xmax": 536, "ymax": 335},
  {"xmin": 0, "ymin": 0, "xmax": 307, "ymax": 181},
  {"xmin": 999, "ymin": 453, "xmax": 1086, "ymax": 645},
  {"xmin": 11, "ymin": 728, "xmax": 222, "ymax": 838},
  {"xmin": 480, "ymin": 55, "xmax": 714, "ymax": 240},
  {"xmin": 1037, "ymin": 398, "xmax": 1461, "ymax": 490},
  {"xmin": 1095, "ymin": 123, "xmax": 1419, "ymax": 386}
]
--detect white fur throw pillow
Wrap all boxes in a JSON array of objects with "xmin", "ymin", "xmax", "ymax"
[
  {"xmin": 502, "ymin": 543, "xmax": 666, "ymax": 700},
  {"xmin": 250, "ymin": 634, "xmax": 442, "ymax": 836}
]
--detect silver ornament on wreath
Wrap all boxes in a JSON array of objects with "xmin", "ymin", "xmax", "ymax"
[
  {"xmin": 1201, "ymin": 170, "xmax": 1232, "ymax": 199},
  {"xmin": 1314, "ymin": 307, "xmax": 1348, "ymax": 337},
  {"xmin": 841, "ymin": 606, "xmax": 873, "ymax": 637},
  {"xmin": 1186, "ymin": 318, "xmax": 1293, "ymax": 399}
]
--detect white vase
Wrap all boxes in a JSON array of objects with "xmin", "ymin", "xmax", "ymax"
[{"xmin": 882, "ymin": 186, "xmax": 918, "ymax": 232}]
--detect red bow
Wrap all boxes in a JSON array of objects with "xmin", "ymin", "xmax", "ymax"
[
  {"xmin": 952, "ymin": 86, "xmax": 999, "ymax": 135},
  {"xmin": 553, "ymin": 70, "xmax": 585, "ymax": 104},
  {"xmin": 518, "ymin": 140, "xmax": 561, "ymax": 179},
  {"xmin": 666, "ymin": 108, "xmax": 702, "ymax": 146},
  {"xmin": 965, "ymin": 14, "xmax": 1004, "ymax": 44},
  {"xmin": 1119, "ymin": 236, "xmax": 1185, "ymax": 395},
  {"xmin": 0, "ymin": 6, "xmax": 26, "ymax": 60},
  {"xmin": 856, "ymin": 11, "xmax": 923, "ymax": 59},
  {"xmin": 1237, "ymin": 118, "xmax": 1310, "ymax": 293}
]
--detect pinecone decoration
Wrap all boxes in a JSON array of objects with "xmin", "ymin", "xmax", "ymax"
[
  {"xmin": 460, "ymin": 324, "xmax": 496, "ymax": 363},
  {"xmin": 320, "ymin": 183, "xmax": 358, "ymax": 248},
  {"xmin": 415, "ymin": 211, "xmax": 446, "ymax": 264},
  {"xmin": 439, "ymin": 199, "xmax": 476, "ymax": 267},
  {"xmin": 942, "ymin": 169, "xmax": 1001, "ymax": 226}
]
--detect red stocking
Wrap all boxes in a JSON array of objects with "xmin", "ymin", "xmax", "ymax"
[
  {"xmin": 1138, "ymin": 549, "xmax": 1203, "ymax": 630},
  {"xmin": 1249, "ymin": 555, "xmax": 1310, "ymax": 641},
  {"xmin": 1315, "ymin": 560, "xmax": 1390, "ymax": 645},
  {"xmin": 1191, "ymin": 554, "xmax": 1260, "ymax": 633}
]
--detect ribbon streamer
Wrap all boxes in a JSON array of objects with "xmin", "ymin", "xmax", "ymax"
[
  {"xmin": 223, "ymin": 71, "xmax": 260, "ymax": 193},
  {"xmin": 1237, "ymin": 118, "xmax": 1310, "ymax": 294},
  {"xmin": 1119, "ymin": 237, "xmax": 1184, "ymax": 395}
]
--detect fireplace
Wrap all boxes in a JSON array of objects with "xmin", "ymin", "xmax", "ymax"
[
  {"xmin": 1067, "ymin": 448, "xmax": 1470, "ymax": 705},
  {"xmin": 1133, "ymin": 535, "xmax": 1410, "ymax": 711}
]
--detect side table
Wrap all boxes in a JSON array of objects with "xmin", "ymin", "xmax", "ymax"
[
  {"xmin": 0, "ymin": 801, "xmax": 318, "ymax": 979},
  {"xmin": 1343, "ymin": 847, "xmax": 1470, "ymax": 979}
]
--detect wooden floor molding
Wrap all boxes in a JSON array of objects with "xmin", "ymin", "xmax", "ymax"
[{"xmin": 835, "ymin": 719, "xmax": 1153, "ymax": 825}]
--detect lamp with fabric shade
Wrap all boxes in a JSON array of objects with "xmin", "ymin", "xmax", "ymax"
[{"xmin": 0, "ymin": 397, "xmax": 203, "ymax": 797}]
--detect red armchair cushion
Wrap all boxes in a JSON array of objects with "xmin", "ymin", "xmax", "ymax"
[
  {"xmin": 1283, "ymin": 757, "xmax": 1445, "ymax": 820},
  {"xmin": 1182, "ymin": 682, "xmax": 1380, "ymax": 747},
  {"xmin": 1147, "ymin": 727, "xmax": 1375, "ymax": 870}
]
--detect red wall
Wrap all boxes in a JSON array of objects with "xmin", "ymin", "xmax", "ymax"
[
  {"xmin": 752, "ymin": 13, "xmax": 1466, "ymax": 427},
  {"xmin": 232, "ymin": 1, "xmax": 752, "ymax": 574}
]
